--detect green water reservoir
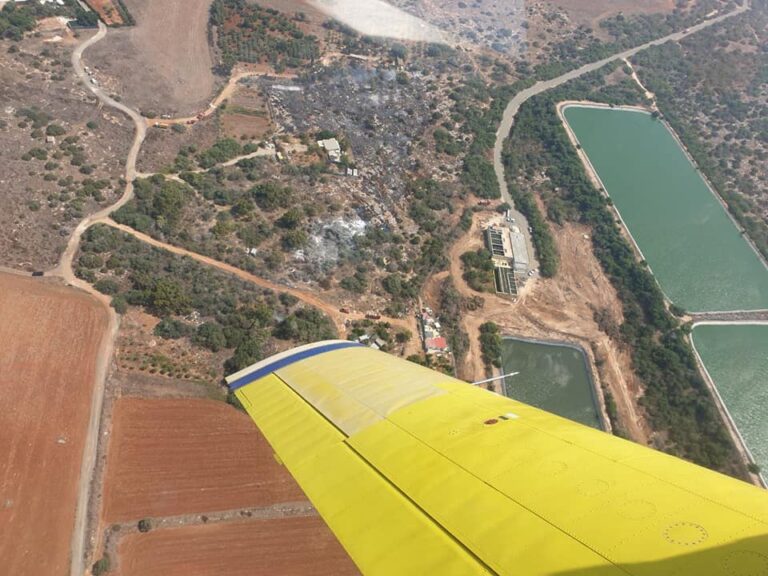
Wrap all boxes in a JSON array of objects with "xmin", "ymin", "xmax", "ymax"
[
  {"xmin": 501, "ymin": 337, "xmax": 601, "ymax": 429},
  {"xmin": 563, "ymin": 105, "xmax": 768, "ymax": 312},
  {"xmin": 692, "ymin": 324, "xmax": 768, "ymax": 473}
]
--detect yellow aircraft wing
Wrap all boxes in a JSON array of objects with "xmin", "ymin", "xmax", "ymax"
[{"xmin": 226, "ymin": 340, "xmax": 768, "ymax": 575}]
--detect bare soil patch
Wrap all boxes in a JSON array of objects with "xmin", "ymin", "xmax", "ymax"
[
  {"xmin": 442, "ymin": 212, "xmax": 649, "ymax": 442},
  {"xmin": 221, "ymin": 84, "xmax": 273, "ymax": 141},
  {"xmin": 545, "ymin": 0, "xmax": 675, "ymax": 27},
  {"xmin": 114, "ymin": 308, "xmax": 226, "ymax": 388},
  {"xmin": 101, "ymin": 398, "xmax": 306, "ymax": 522},
  {"xmin": 117, "ymin": 517, "xmax": 359, "ymax": 576},
  {"xmin": 0, "ymin": 273, "xmax": 108, "ymax": 576},
  {"xmin": 221, "ymin": 111, "xmax": 271, "ymax": 140},
  {"xmin": 137, "ymin": 117, "xmax": 220, "ymax": 174},
  {"xmin": 86, "ymin": 0, "xmax": 218, "ymax": 116}
]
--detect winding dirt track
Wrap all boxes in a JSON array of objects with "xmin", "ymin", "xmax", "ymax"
[
  {"xmin": 52, "ymin": 3, "xmax": 752, "ymax": 573},
  {"xmin": 63, "ymin": 23, "xmax": 147, "ymax": 576},
  {"xmin": 56, "ymin": 22, "xmax": 147, "ymax": 285},
  {"xmin": 150, "ymin": 69, "xmax": 297, "ymax": 127}
]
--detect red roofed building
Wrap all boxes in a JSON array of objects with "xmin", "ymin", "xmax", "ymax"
[{"xmin": 425, "ymin": 336, "xmax": 448, "ymax": 354}]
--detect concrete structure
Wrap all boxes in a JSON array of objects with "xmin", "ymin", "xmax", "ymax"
[
  {"xmin": 484, "ymin": 224, "xmax": 527, "ymax": 296},
  {"xmin": 509, "ymin": 229, "xmax": 530, "ymax": 273},
  {"xmin": 494, "ymin": 267, "xmax": 517, "ymax": 296},
  {"xmin": 485, "ymin": 226, "xmax": 514, "ymax": 264},
  {"xmin": 317, "ymin": 138, "xmax": 342, "ymax": 163}
]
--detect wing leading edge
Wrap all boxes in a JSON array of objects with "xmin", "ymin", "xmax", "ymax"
[{"xmin": 227, "ymin": 341, "xmax": 768, "ymax": 576}]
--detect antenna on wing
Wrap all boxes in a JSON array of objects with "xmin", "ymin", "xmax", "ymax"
[{"xmin": 471, "ymin": 371, "xmax": 519, "ymax": 386}]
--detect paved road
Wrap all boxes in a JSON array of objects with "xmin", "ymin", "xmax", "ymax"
[{"xmin": 492, "ymin": 1, "xmax": 750, "ymax": 263}]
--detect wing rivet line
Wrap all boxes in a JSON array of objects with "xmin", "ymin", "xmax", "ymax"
[{"xmin": 662, "ymin": 522, "xmax": 708, "ymax": 546}]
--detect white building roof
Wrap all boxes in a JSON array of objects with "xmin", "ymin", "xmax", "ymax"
[
  {"xmin": 510, "ymin": 231, "xmax": 529, "ymax": 267},
  {"xmin": 317, "ymin": 138, "xmax": 341, "ymax": 152}
]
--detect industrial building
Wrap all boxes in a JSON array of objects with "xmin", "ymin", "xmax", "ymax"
[
  {"xmin": 486, "ymin": 227, "xmax": 514, "ymax": 265},
  {"xmin": 484, "ymin": 224, "xmax": 530, "ymax": 296},
  {"xmin": 509, "ymin": 226, "xmax": 530, "ymax": 273}
]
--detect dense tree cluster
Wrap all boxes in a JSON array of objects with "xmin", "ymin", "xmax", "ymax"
[
  {"xmin": 0, "ymin": 1, "xmax": 94, "ymax": 40},
  {"xmin": 113, "ymin": 175, "xmax": 194, "ymax": 238},
  {"xmin": 115, "ymin": 159, "xmax": 311, "ymax": 274},
  {"xmin": 461, "ymin": 154, "xmax": 498, "ymax": 199},
  {"xmin": 76, "ymin": 225, "xmax": 336, "ymax": 377},
  {"xmin": 478, "ymin": 322, "xmax": 502, "ymax": 372},
  {"xmin": 113, "ymin": 0, "xmax": 135, "ymax": 26},
  {"xmin": 210, "ymin": 0, "xmax": 319, "ymax": 73},
  {"xmin": 438, "ymin": 279, "xmax": 470, "ymax": 366},
  {"xmin": 196, "ymin": 138, "xmax": 251, "ymax": 169},
  {"xmin": 460, "ymin": 249, "xmax": 495, "ymax": 292}
]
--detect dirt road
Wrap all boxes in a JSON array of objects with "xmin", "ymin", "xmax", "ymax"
[
  {"xmin": 134, "ymin": 144, "xmax": 277, "ymax": 180},
  {"xmin": 150, "ymin": 68, "xmax": 297, "ymax": 127},
  {"xmin": 60, "ymin": 23, "xmax": 147, "ymax": 576},
  {"xmin": 56, "ymin": 22, "xmax": 147, "ymax": 285}
]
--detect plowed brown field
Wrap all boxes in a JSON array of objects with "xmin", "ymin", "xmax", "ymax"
[
  {"xmin": 0, "ymin": 273, "xmax": 108, "ymax": 576},
  {"xmin": 117, "ymin": 517, "xmax": 360, "ymax": 576},
  {"xmin": 87, "ymin": 0, "xmax": 216, "ymax": 115},
  {"xmin": 102, "ymin": 398, "xmax": 305, "ymax": 521}
]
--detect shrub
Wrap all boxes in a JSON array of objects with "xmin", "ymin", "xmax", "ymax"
[
  {"xmin": 154, "ymin": 318, "xmax": 192, "ymax": 340},
  {"xmin": 111, "ymin": 296, "xmax": 128, "ymax": 314},
  {"xmin": 79, "ymin": 253, "xmax": 103, "ymax": 269},
  {"xmin": 92, "ymin": 555, "xmax": 110, "ymax": 576},
  {"xmin": 46, "ymin": 124, "xmax": 66, "ymax": 136},
  {"xmin": 27, "ymin": 147, "xmax": 47, "ymax": 160},
  {"xmin": 94, "ymin": 278, "xmax": 119, "ymax": 295}
]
